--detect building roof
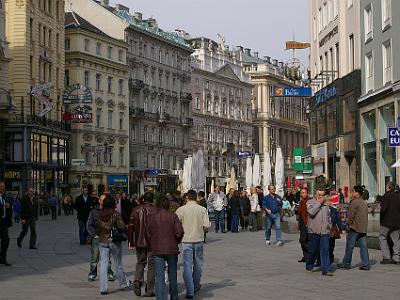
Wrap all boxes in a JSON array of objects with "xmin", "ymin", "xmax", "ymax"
[{"xmin": 65, "ymin": 11, "xmax": 109, "ymax": 38}]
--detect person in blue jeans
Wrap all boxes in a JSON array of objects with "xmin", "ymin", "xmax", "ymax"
[
  {"xmin": 228, "ymin": 191, "xmax": 241, "ymax": 233},
  {"xmin": 263, "ymin": 185, "xmax": 283, "ymax": 246},
  {"xmin": 337, "ymin": 186, "xmax": 370, "ymax": 271},
  {"xmin": 208, "ymin": 186, "xmax": 227, "ymax": 233}
]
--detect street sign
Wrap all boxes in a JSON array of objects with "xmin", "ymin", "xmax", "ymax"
[
  {"xmin": 274, "ymin": 86, "xmax": 312, "ymax": 97},
  {"xmin": 294, "ymin": 148, "xmax": 303, "ymax": 172},
  {"xmin": 285, "ymin": 41, "xmax": 311, "ymax": 50},
  {"xmin": 388, "ymin": 128, "xmax": 400, "ymax": 146},
  {"xmin": 237, "ymin": 151, "xmax": 252, "ymax": 158},
  {"xmin": 71, "ymin": 159, "xmax": 86, "ymax": 166}
]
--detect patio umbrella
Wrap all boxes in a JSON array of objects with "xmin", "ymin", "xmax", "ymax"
[
  {"xmin": 191, "ymin": 150, "xmax": 206, "ymax": 192},
  {"xmin": 391, "ymin": 159, "xmax": 400, "ymax": 168},
  {"xmin": 210, "ymin": 179, "xmax": 215, "ymax": 194},
  {"xmin": 245, "ymin": 157, "xmax": 253, "ymax": 192},
  {"xmin": 252, "ymin": 154, "xmax": 260, "ymax": 187},
  {"xmin": 183, "ymin": 156, "xmax": 193, "ymax": 192},
  {"xmin": 262, "ymin": 153, "xmax": 271, "ymax": 192},
  {"xmin": 274, "ymin": 146, "xmax": 285, "ymax": 197},
  {"xmin": 227, "ymin": 167, "xmax": 238, "ymax": 193}
]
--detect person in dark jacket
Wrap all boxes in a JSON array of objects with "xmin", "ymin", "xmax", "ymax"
[
  {"xmin": 297, "ymin": 187, "xmax": 309, "ymax": 262},
  {"xmin": 197, "ymin": 191, "xmax": 208, "ymax": 242},
  {"xmin": 239, "ymin": 191, "xmax": 251, "ymax": 231},
  {"xmin": 146, "ymin": 197, "xmax": 184, "ymax": 300},
  {"xmin": 379, "ymin": 182, "xmax": 400, "ymax": 264},
  {"xmin": 120, "ymin": 192, "xmax": 132, "ymax": 225},
  {"xmin": 75, "ymin": 186, "xmax": 96, "ymax": 245},
  {"xmin": 128, "ymin": 192, "xmax": 157, "ymax": 297},
  {"xmin": 255, "ymin": 186, "xmax": 264, "ymax": 230},
  {"xmin": 17, "ymin": 187, "xmax": 38, "ymax": 249},
  {"xmin": 228, "ymin": 190, "xmax": 241, "ymax": 233},
  {"xmin": 0, "ymin": 182, "xmax": 12, "ymax": 266}
]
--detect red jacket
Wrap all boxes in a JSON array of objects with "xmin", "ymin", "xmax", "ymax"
[
  {"xmin": 298, "ymin": 198, "xmax": 309, "ymax": 225},
  {"xmin": 128, "ymin": 203, "xmax": 156, "ymax": 248}
]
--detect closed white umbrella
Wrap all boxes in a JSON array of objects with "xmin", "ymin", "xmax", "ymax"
[
  {"xmin": 274, "ymin": 146, "xmax": 285, "ymax": 197},
  {"xmin": 263, "ymin": 153, "xmax": 272, "ymax": 192},
  {"xmin": 183, "ymin": 157, "xmax": 193, "ymax": 193},
  {"xmin": 252, "ymin": 154, "xmax": 260, "ymax": 187},
  {"xmin": 245, "ymin": 157, "xmax": 253, "ymax": 192},
  {"xmin": 191, "ymin": 150, "xmax": 206, "ymax": 192}
]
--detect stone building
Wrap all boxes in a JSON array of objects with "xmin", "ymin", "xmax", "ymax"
[
  {"xmin": 64, "ymin": 11, "xmax": 129, "ymax": 195},
  {"xmin": 190, "ymin": 37, "xmax": 253, "ymax": 188},
  {"xmin": 4, "ymin": 0, "xmax": 69, "ymax": 194}
]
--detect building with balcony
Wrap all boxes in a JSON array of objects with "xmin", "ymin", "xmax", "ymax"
[
  {"xmin": 242, "ymin": 49, "xmax": 309, "ymax": 183},
  {"xmin": 64, "ymin": 11, "xmax": 129, "ymax": 196},
  {"xmin": 358, "ymin": 0, "xmax": 400, "ymax": 201},
  {"xmin": 4, "ymin": 0, "xmax": 69, "ymax": 194},
  {"xmin": 66, "ymin": 0, "xmax": 193, "ymax": 194},
  {"xmin": 190, "ymin": 37, "xmax": 253, "ymax": 188},
  {"xmin": 308, "ymin": 0, "xmax": 361, "ymax": 192}
]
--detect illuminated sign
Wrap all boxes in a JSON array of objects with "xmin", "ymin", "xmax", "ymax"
[{"xmin": 285, "ymin": 41, "xmax": 311, "ymax": 50}]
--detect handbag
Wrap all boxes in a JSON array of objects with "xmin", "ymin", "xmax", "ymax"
[
  {"xmin": 330, "ymin": 224, "xmax": 341, "ymax": 239},
  {"xmin": 111, "ymin": 213, "xmax": 128, "ymax": 243}
]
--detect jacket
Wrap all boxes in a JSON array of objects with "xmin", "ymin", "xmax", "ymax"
[
  {"xmin": 298, "ymin": 197, "xmax": 309, "ymax": 225},
  {"xmin": 250, "ymin": 194, "xmax": 261, "ymax": 213},
  {"xmin": 306, "ymin": 198, "xmax": 331, "ymax": 235},
  {"xmin": 128, "ymin": 202, "xmax": 157, "ymax": 248},
  {"xmin": 263, "ymin": 193, "xmax": 282, "ymax": 214},
  {"xmin": 0, "ymin": 193, "xmax": 13, "ymax": 228},
  {"xmin": 240, "ymin": 197, "xmax": 251, "ymax": 216},
  {"xmin": 380, "ymin": 191, "xmax": 400, "ymax": 229},
  {"xmin": 228, "ymin": 196, "xmax": 241, "ymax": 213},
  {"xmin": 86, "ymin": 206, "xmax": 101, "ymax": 237},
  {"xmin": 347, "ymin": 196, "xmax": 368, "ymax": 234},
  {"xmin": 146, "ymin": 208, "xmax": 184, "ymax": 256},
  {"xmin": 121, "ymin": 198, "xmax": 133, "ymax": 225},
  {"xmin": 176, "ymin": 201, "xmax": 211, "ymax": 243},
  {"xmin": 208, "ymin": 192, "xmax": 227, "ymax": 211},
  {"xmin": 74, "ymin": 194, "xmax": 96, "ymax": 221},
  {"xmin": 95, "ymin": 210, "xmax": 126, "ymax": 244},
  {"xmin": 20, "ymin": 195, "xmax": 38, "ymax": 221}
]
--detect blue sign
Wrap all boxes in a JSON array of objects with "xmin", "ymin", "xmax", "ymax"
[
  {"xmin": 388, "ymin": 128, "xmax": 400, "ymax": 147},
  {"xmin": 274, "ymin": 87, "xmax": 312, "ymax": 97},
  {"xmin": 145, "ymin": 169, "xmax": 161, "ymax": 175},
  {"xmin": 107, "ymin": 175, "xmax": 128, "ymax": 194},
  {"xmin": 237, "ymin": 151, "xmax": 252, "ymax": 158},
  {"xmin": 315, "ymin": 86, "xmax": 337, "ymax": 106}
]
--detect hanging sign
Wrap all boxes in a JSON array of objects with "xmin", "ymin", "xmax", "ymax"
[
  {"xmin": 30, "ymin": 82, "xmax": 54, "ymax": 117},
  {"xmin": 63, "ymin": 84, "xmax": 93, "ymax": 104},
  {"xmin": 69, "ymin": 105, "xmax": 93, "ymax": 123}
]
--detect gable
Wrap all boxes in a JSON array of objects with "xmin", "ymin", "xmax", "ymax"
[{"xmin": 215, "ymin": 64, "xmax": 241, "ymax": 82}]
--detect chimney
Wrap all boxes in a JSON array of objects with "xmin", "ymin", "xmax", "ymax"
[
  {"xmin": 115, "ymin": 4, "xmax": 129, "ymax": 13},
  {"xmin": 236, "ymin": 46, "xmax": 243, "ymax": 52},
  {"xmin": 134, "ymin": 12, "xmax": 143, "ymax": 21},
  {"xmin": 278, "ymin": 61, "xmax": 284, "ymax": 69},
  {"xmin": 272, "ymin": 59, "xmax": 278, "ymax": 66},
  {"xmin": 264, "ymin": 56, "xmax": 271, "ymax": 64},
  {"xmin": 254, "ymin": 52, "xmax": 259, "ymax": 58},
  {"xmin": 244, "ymin": 48, "xmax": 251, "ymax": 56},
  {"xmin": 147, "ymin": 17, "xmax": 158, "ymax": 28},
  {"xmin": 101, "ymin": 0, "xmax": 109, "ymax": 7}
]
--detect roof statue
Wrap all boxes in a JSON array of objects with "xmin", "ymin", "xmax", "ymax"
[{"xmin": 217, "ymin": 34, "xmax": 226, "ymax": 52}]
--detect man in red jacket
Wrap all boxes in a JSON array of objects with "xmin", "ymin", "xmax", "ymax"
[
  {"xmin": 128, "ymin": 192, "xmax": 157, "ymax": 297},
  {"xmin": 298, "ymin": 187, "xmax": 309, "ymax": 262}
]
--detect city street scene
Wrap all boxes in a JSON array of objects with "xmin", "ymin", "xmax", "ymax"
[{"xmin": 1, "ymin": 0, "xmax": 400, "ymax": 299}]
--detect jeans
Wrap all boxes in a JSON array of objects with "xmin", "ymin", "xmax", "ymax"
[
  {"xmin": 50, "ymin": 206, "xmax": 57, "ymax": 220},
  {"xmin": 231, "ymin": 210, "xmax": 240, "ymax": 233},
  {"xmin": 99, "ymin": 242, "xmax": 128, "ymax": 293},
  {"xmin": 306, "ymin": 233, "xmax": 330, "ymax": 273},
  {"xmin": 154, "ymin": 254, "xmax": 178, "ymax": 300},
  {"xmin": 182, "ymin": 243, "xmax": 204, "ymax": 296},
  {"xmin": 135, "ymin": 247, "xmax": 155, "ymax": 296},
  {"xmin": 89, "ymin": 237, "xmax": 113, "ymax": 277},
  {"xmin": 18, "ymin": 219, "xmax": 37, "ymax": 248},
  {"xmin": 214, "ymin": 210, "xmax": 225, "ymax": 232},
  {"xmin": 78, "ymin": 220, "xmax": 88, "ymax": 245},
  {"xmin": 248, "ymin": 212, "xmax": 258, "ymax": 231},
  {"xmin": 264, "ymin": 213, "xmax": 282, "ymax": 241},
  {"xmin": 342, "ymin": 229, "xmax": 370, "ymax": 268}
]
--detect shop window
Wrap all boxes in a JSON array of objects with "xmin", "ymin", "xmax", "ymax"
[{"xmin": 327, "ymin": 102, "xmax": 337, "ymax": 137}]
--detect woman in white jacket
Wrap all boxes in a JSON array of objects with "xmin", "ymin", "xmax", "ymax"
[{"xmin": 249, "ymin": 187, "xmax": 261, "ymax": 232}]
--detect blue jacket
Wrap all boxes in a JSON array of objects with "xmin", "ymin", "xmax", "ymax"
[
  {"xmin": 263, "ymin": 193, "xmax": 282, "ymax": 214},
  {"xmin": 48, "ymin": 196, "xmax": 57, "ymax": 207}
]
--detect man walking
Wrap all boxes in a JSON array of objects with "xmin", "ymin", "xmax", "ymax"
[
  {"xmin": 0, "ymin": 181, "xmax": 12, "ymax": 266},
  {"xmin": 176, "ymin": 190, "xmax": 211, "ymax": 299},
  {"xmin": 378, "ymin": 182, "xmax": 400, "ymax": 264},
  {"xmin": 263, "ymin": 185, "xmax": 283, "ymax": 246},
  {"xmin": 337, "ymin": 186, "xmax": 370, "ymax": 270},
  {"xmin": 74, "ymin": 186, "xmax": 95, "ymax": 245},
  {"xmin": 17, "ymin": 187, "xmax": 38, "ymax": 249},
  {"xmin": 297, "ymin": 187, "xmax": 309, "ymax": 262},
  {"xmin": 306, "ymin": 189, "xmax": 332, "ymax": 276},
  {"xmin": 208, "ymin": 186, "xmax": 227, "ymax": 233},
  {"xmin": 128, "ymin": 192, "xmax": 157, "ymax": 297},
  {"xmin": 48, "ymin": 192, "xmax": 57, "ymax": 220}
]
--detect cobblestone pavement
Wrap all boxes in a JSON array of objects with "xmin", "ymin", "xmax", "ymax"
[{"xmin": 1, "ymin": 214, "xmax": 400, "ymax": 300}]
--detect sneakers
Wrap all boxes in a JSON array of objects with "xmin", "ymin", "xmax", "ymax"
[
  {"xmin": 265, "ymin": 240, "xmax": 271, "ymax": 246},
  {"xmin": 322, "ymin": 272, "xmax": 334, "ymax": 276},
  {"xmin": 88, "ymin": 275, "xmax": 96, "ymax": 282},
  {"xmin": 276, "ymin": 241, "xmax": 283, "ymax": 247},
  {"xmin": 359, "ymin": 266, "xmax": 371, "ymax": 271},
  {"xmin": 336, "ymin": 263, "xmax": 351, "ymax": 270},
  {"xmin": 107, "ymin": 274, "xmax": 115, "ymax": 282},
  {"xmin": 133, "ymin": 281, "xmax": 141, "ymax": 296}
]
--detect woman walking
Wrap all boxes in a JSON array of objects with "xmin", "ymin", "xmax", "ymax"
[{"xmin": 95, "ymin": 196, "xmax": 130, "ymax": 295}]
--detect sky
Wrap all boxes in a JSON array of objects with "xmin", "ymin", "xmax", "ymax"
[{"xmin": 110, "ymin": 0, "xmax": 310, "ymax": 65}]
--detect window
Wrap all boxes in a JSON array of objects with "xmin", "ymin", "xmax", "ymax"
[
  {"xmin": 65, "ymin": 38, "xmax": 70, "ymax": 50},
  {"xmin": 173, "ymin": 130, "xmax": 177, "ymax": 146},
  {"xmin": 318, "ymin": 8, "xmax": 322, "ymax": 32},
  {"xmin": 96, "ymin": 74, "xmax": 101, "ymax": 91},
  {"xmin": 118, "ymin": 50, "xmax": 124, "ymax": 62},
  {"xmin": 56, "ymin": 33, "xmax": 59, "ymax": 54},
  {"xmin": 48, "ymin": 29, "xmax": 52, "ymax": 48},
  {"xmin": 96, "ymin": 109, "xmax": 101, "ymax": 127},
  {"xmin": 107, "ymin": 110, "xmax": 113, "ymax": 129},
  {"xmin": 130, "ymin": 124, "xmax": 136, "ymax": 141},
  {"xmin": 205, "ymin": 81, "xmax": 209, "ymax": 89},
  {"xmin": 96, "ymin": 42, "xmax": 102, "ymax": 55},
  {"xmin": 349, "ymin": 34, "xmax": 355, "ymax": 71},
  {"xmin": 108, "ymin": 147, "xmax": 113, "ymax": 166},
  {"xmin": 195, "ymin": 97, "xmax": 200, "ymax": 110},
  {"xmin": 84, "ymin": 38, "xmax": 90, "ymax": 52},
  {"xmin": 206, "ymin": 97, "xmax": 211, "ymax": 112},
  {"xmin": 383, "ymin": 40, "xmax": 392, "ymax": 84},
  {"xmin": 144, "ymin": 97, "xmax": 148, "ymax": 112},
  {"xmin": 365, "ymin": 52, "xmax": 374, "ymax": 92},
  {"xmin": 107, "ymin": 46, "xmax": 112, "ymax": 59},
  {"xmin": 144, "ymin": 126, "xmax": 148, "ymax": 143},
  {"xmin": 159, "ymin": 49, "xmax": 162, "ymax": 63},
  {"xmin": 84, "ymin": 71, "xmax": 90, "ymax": 88},
  {"xmin": 195, "ymin": 78, "xmax": 200, "ymax": 87},
  {"xmin": 118, "ymin": 79, "xmax": 124, "ymax": 95},
  {"xmin": 328, "ymin": 0, "xmax": 332, "ymax": 22},
  {"xmin": 64, "ymin": 69, "xmax": 70, "ymax": 87},
  {"xmin": 107, "ymin": 76, "xmax": 113, "ymax": 93},
  {"xmin": 119, "ymin": 112, "xmax": 124, "ymax": 130},
  {"xmin": 119, "ymin": 147, "xmax": 124, "ymax": 166},
  {"xmin": 323, "ymin": 2, "xmax": 327, "ymax": 28},
  {"xmin": 335, "ymin": 43, "xmax": 340, "ymax": 75},
  {"xmin": 382, "ymin": 0, "xmax": 391, "ymax": 28},
  {"xmin": 56, "ymin": 1, "xmax": 60, "ymax": 19},
  {"xmin": 364, "ymin": 5, "xmax": 373, "ymax": 41},
  {"xmin": 313, "ymin": 17, "xmax": 317, "ymax": 40}
]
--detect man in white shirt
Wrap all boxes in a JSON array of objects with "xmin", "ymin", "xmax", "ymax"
[
  {"xmin": 207, "ymin": 186, "xmax": 227, "ymax": 233},
  {"xmin": 176, "ymin": 190, "xmax": 211, "ymax": 299}
]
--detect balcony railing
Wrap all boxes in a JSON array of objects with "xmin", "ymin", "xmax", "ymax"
[
  {"xmin": 7, "ymin": 114, "xmax": 71, "ymax": 131},
  {"xmin": 129, "ymin": 107, "xmax": 145, "ymax": 117},
  {"xmin": 180, "ymin": 92, "xmax": 193, "ymax": 101},
  {"xmin": 128, "ymin": 78, "xmax": 145, "ymax": 91},
  {"xmin": 182, "ymin": 117, "xmax": 194, "ymax": 126}
]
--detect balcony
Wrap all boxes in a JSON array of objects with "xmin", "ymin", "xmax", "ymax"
[
  {"xmin": 7, "ymin": 114, "xmax": 71, "ymax": 131},
  {"xmin": 181, "ymin": 117, "xmax": 193, "ymax": 127},
  {"xmin": 128, "ymin": 78, "xmax": 145, "ymax": 92},
  {"xmin": 180, "ymin": 92, "xmax": 193, "ymax": 102},
  {"xmin": 129, "ymin": 107, "xmax": 145, "ymax": 117},
  {"xmin": 145, "ymin": 111, "xmax": 160, "ymax": 119}
]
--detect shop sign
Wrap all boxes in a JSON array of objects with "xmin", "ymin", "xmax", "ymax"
[
  {"xmin": 285, "ymin": 41, "xmax": 311, "ymax": 50},
  {"xmin": 107, "ymin": 175, "xmax": 128, "ymax": 194},
  {"xmin": 70, "ymin": 105, "xmax": 93, "ymax": 123},
  {"xmin": 63, "ymin": 84, "xmax": 93, "ymax": 104},
  {"xmin": 71, "ymin": 159, "xmax": 86, "ymax": 166},
  {"xmin": 388, "ymin": 128, "xmax": 400, "ymax": 146},
  {"xmin": 145, "ymin": 169, "xmax": 161, "ymax": 175},
  {"xmin": 81, "ymin": 145, "xmax": 95, "ymax": 153},
  {"xmin": 4, "ymin": 170, "xmax": 22, "ymax": 180},
  {"xmin": 294, "ymin": 148, "xmax": 303, "ymax": 172},
  {"xmin": 315, "ymin": 86, "xmax": 337, "ymax": 106},
  {"xmin": 274, "ymin": 87, "xmax": 312, "ymax": 97},
  {"xmin": 237, "ymin": 151, "xmax": 252, "ymax": 158},
  {"xmin": 303, "ymin": 157, "xmax": 313, "ymax": 174}
]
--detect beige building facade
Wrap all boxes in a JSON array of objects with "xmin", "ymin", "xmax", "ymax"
[{"xmin": 65, "ymin": 11, "xmax": 129, "ymax": 195}]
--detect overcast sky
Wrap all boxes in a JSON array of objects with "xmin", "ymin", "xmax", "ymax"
[{"xmin": 110, "ymin": 0, "xmax": 310, "ymax": 65}]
